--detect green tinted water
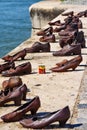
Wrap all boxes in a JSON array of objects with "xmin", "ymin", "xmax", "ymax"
[{"xmin": 61, "ymin": 0, "xmax": 87, "ymax": 5}]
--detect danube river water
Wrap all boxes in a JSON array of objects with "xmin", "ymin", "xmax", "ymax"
[{"xmin": 0, "ymin": 0, "xmax": 41, "ymax": 58}]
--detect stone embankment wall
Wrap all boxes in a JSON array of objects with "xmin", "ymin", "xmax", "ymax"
[{"xmin": 29, "ymin": 0, "xmax": 85, "ymax": 36}]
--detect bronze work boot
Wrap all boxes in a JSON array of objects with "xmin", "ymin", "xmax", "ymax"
[
  {"xmin": 50, "ymin": 55, "xmax": 82, "ymax": 72},
  {"xmin": 25, "ymin": 42, "xmax": 50, "ymax": 53},
  {"xmin": 53, "ymin": 44, "xmax": 81, "ymax": 56}
]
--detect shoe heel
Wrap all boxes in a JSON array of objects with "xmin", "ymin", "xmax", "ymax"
[
  {"xmin": 59, "ymin": 119, "xmax": 68, "ymax": 127},
  {"xmin": 21, "ymin": 56, "xmax": 25, "ymax": 60},
  {"xmin": 31, "ymin": 109, "xmax": 37, "ymax": 115},
  {"xmin": 14, "ymin": 97, "xmax": 22, "ymax": 106}
]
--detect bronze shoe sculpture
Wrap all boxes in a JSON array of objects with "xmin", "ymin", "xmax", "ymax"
[
  {"xmin": 59, "ymin": 34, "xmax": 76, "ymax": 48},
  {"xmin": 2, "ymin": 76, "xmax": 23, "ymax": 91},
  {"xmin": 76, "ymin": 10, "xmax": 87, "ymax": 17},
  {"xmin": 62, "ymin": 11, "xmax": 74, "ymax": 16},
  {"xmin": 2, "ymin": 49, "xmax": 26, "ymax": 62},
  {"xmin": 53, "ymin": 44, "xmax": 81, "ymax": 56},
  {"xmin": 1, "ymin": 96, "xmax": 41, "ymax": 122},
  {"xmin": 53, "ymin": 25, "xmax": 66, "ymax": 32},
  {"xmin": 25, "ymin": 42, "xmax": 50, "ymax": 53},
  {"xmin": 20, "ymin": 106, "xmax": 70, "ymax": 129},
  {"xmin": 0, "ymin": 84, "xmax": 27, "ymax": 106},
  {"xmin": 1, "ymin": 62, "xmax": 32, "ymax": 77},
  {"xmin": 75, "ymin": 31, "xmax": 86, "ymax": 48},
  {"xmin": 48, "ymin": 20, "xmax": 64, "ymax": 26},
  {"xmin": 0, "ymin": 84, "xmax": 27, "ymax": 101},
  {"xmin": 0, "ymin": 62, "xmax": 15, "ymax": 73},
  {"xmin": 39, "ymin": 34, "xmax": 55, "ymax": 43},
  {"xmin": 36, "ymin": 26, "xmax": 53, "ymax": 36},
  {"xmin": 50, "ymin": 55, "xmax": 82, "ymax": 72}
]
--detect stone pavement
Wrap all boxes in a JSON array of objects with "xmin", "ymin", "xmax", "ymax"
[{"xmin": 0, "ymin": 6, "xmax": 87, "ymax": 130}]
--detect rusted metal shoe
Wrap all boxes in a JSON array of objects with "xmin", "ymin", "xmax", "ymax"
[
  {"xmin": 36, "ymin": 26, "xmax": 53, "ymax": 36},
  {"xmin": 0, "ymin": 62, "xmax": 15, "ymax": 73},
  {"xmin": 39, "ymin": 34, "xmax": 55, "ymax": 43},
  {"xmin": 75, "ymin": 31, "xmax": 86, "ymax": 48},
  {"xmin": 20, "ymin": 106, "xmax": 70, "ymax": 129},
  {"xmin": 2, "ymin": 49, "xmax": 26, "ymax": 62},
  {"xmin": 62, "ymin": 11, "xmax": 74, "ymax": 16},
  {"xmin": 25, "ymin": 42, "xmax": 50, "ymax": 53},
  {"xmin": 50, "ymin": 55, "xmax": 82, "ymax": 72},
  {"xmin": 0, "ymin": 84, "xmax": 28, "ymax": 106},
  {"xmin": 48, "ymin": 20, "xmax": 64, "ymax": 26},
  {"xmin": 1, "ymin": 62, "xmax": 32, "ymax": 77},
  {"xmin": 1, "ymin": 96, "xmax": 41, "ymax": 122},
  {"xmin": 2, "ymin": 76, "xmax": 23, "ymax": 91},
  {"xmin": 53, "ymin": 44, "xmax": 81, "ymax": 56},
  {"xmin": 76, "ymin": 10, "xmax": 87, "ymax": 17}
]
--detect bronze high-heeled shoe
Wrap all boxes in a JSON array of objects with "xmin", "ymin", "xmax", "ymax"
[
  {"xmin": 2, "ymin": 49, "xmax": 26, "ymax": 62},
  {"xmin": 20, "ymin": 106, "xmax": 70, "ymax": 129},
  {"xmin": 1, "ymin": 62, "xmax": 32, "ymax": 77},
  {"xmin": 36, "ymin": 27, "xmax": 53, "ymax": 36},
  {"xmin": 2, "ymin": 76, "xmax": 23, "ymax": 91},
  {"xmin": 0, "ymin": 84, "xmax": 27, "ymax": 106},
  {"xmin": 0, "ymin": 84, "xmax": 27, "ymax": 101},
  {"xmin": 1, "ymin": 96, "xmax": 41, "ymax": 122},
  {"xmin": 0, "ymin": 62, "xmax": 15, "ymax": 73},
  {"xmin": 50, "ymin": 55, "xmax": 82, "ymax": 72}
]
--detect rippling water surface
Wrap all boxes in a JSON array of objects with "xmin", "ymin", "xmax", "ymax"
[{"xmin": 0, "ymin": 0, "xmax": 41, "ymax": 58}]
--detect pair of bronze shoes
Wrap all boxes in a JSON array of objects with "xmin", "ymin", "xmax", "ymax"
[
  {"xmin": 0, "ymin": 77, "xmax": 28, "ymax": 106},
  {"xmin": 1, "ymin": 62, "xmax": 32, "ymax": 77},
  {"xmin": 36, "ymin": 27, "xmax": 56, "ymax": 43},
  {"xmin": 1, "ymin": 95, "xmax": 70, "ymax": 129},
  {"xmin": 25, "ymin": 42, "xmax": 50, "ymax": 53},
  {"xmin": 50, "ymin": 55, "xmax": 82, "ymax": 72}
]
